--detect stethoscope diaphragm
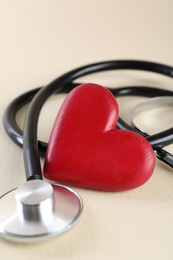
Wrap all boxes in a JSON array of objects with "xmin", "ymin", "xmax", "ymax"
[
  {"xmin": 0, "ymin": 180, "xmax": 83, "ymax": 243},
  {"xmin": 131, "ymin": 96, "xmax": 173, "ymax": 135}
]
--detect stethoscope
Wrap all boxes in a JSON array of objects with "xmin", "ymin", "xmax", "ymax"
[{"xmin": 1, "ymin": 59, "xmax": 173, "ymax": 243}]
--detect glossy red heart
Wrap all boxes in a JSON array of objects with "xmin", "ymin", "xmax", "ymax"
[{"xmin": 43, "ymin": 83, "xmax": 155, "ymax": 191}]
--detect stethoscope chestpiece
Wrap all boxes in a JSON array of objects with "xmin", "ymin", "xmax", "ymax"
[
  {"xmin": 131, "ymin": 96, "xmax": 173, "ymax": 134},
  {"xmin": 0, "ymin": 180, "xmax": 83, "ymax": 243}
]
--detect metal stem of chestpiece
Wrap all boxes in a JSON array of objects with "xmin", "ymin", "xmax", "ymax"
[{"xmin": 15, "ymin": 180, "xmax": 54, "ymax": 224}]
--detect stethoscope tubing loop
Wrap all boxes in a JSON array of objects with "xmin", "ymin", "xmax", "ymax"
[{"xmin": 3, "ymin": 60, "xmax": 173, "ymax": 177}]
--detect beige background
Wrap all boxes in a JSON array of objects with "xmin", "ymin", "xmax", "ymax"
[{"xmin": 0, "ymin": 0, "xmax": 173, "ymax": 259}]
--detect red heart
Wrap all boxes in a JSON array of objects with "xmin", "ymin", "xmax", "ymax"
[{"xmin": 44, "ymin": 83, "xmax": 155, "ymax": 191}]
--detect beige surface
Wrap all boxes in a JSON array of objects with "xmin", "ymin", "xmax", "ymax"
[{"xmin": 0, "ymin": 0, "xmax": 173, "ymax": 259}]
